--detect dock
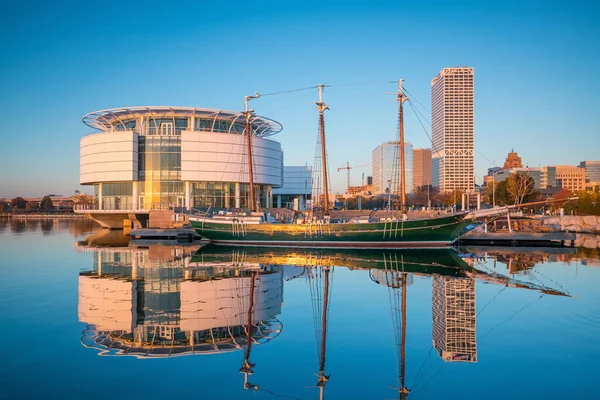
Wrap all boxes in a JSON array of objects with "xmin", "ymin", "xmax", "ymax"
[{"xmin": 129, "ymin": 227, "xmax": 201, "ymax": 241}]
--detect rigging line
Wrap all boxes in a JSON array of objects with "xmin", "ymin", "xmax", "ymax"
[
  {"xmin": 326, "ymin": 81, "xmax": 396, "ymax": 88},
  {"xmin": 529, "ymin": 268, "xmax": 570, "ymax": 296},
  {"xmin": 257, "ymin": 388, "xmax": 302, "ymax": 400},
  {"xmin": 259, "ymin": 86, "xmax": 318, "ymax": 97},
  {"xmin": 476, "ymin": 285, "xmax": 508, "ymax": 318},
  {"xmin": 410, "ymin": 346, "xmax": 435, "ymax": 392},
  {"xmin": 406, "ymin": 99, "xmax": 444, "ymax": 166},
  {"xmin": 403, "ymin": 86, "xmax": 430, "ymax": 115},
  {"xmin": 479, "ymin": 294, "xmax": 545, "ymax": 340},
  {"xmin": 409, "ymin": 366, "xmax": 444, "ymax": 397},
  {"xmin": 475, "ymin": 148, "xmax": 500, "ymax": 169}
]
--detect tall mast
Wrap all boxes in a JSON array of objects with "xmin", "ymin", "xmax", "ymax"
[
  {"xmin": 243, "ymin": 93, "xmax": 260, "ymax": 212},
  {"xmin": 317, "ymin": 84, "xmax": 330, "ymax": 216},
  {"xmin": 397, "ymin": 80, "xmax": 408, "ymax": 212}
]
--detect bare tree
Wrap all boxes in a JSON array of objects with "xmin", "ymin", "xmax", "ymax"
[{"xmin": 507, "ymin": 172, "xmax": 535, "ymax": 205}]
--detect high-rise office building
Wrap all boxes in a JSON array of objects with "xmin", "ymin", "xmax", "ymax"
[
  {"xmin": 431, "ymin": 67, "xmax": 475, "ymax": 192},
  {"xmin": 432, "ymin": 275, "xmax": 477, "ymax": 362},
  {"xmin": 413, "ymin": 148, "xmax": 432, "ymax": 191},
  {"xmin": 372, "ymin": 141, "xmax": 413, "ymax": 195}
]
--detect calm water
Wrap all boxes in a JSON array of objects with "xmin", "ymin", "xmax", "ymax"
[{"xmin": 1, "ymin": 219, "xmax": 599, "ymax": 399}]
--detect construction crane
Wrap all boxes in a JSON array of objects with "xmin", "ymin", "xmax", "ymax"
[{"xmin": 337, "ymin": 162, "xmax": 370, "ymax": 192}]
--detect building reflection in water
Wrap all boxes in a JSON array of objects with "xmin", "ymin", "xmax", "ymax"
[
  {"xmin": 76, "ymin": 243, "xmax": 572, "ymax": 398},
  {"xmin": 432, "ymin": 275, "xmax": 477, "ymax": 362},
  {"xmin": 78, "ymin": 246, "xmax": 284, "ymax": 359}
]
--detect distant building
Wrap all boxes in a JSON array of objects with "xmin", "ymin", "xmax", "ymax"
[
  {"xmin": 413, "ymin": 148, "xmax": 432, "ymax": 190},
  {"xmin": 431, "ymin": 67, "xmax": 475, "ymax": 192},
  {"xmin": 555, "ymin": 166, "xmax": 586, "ymax": 192},
  {"xmin": 540, "ymin": 166, "xmax": 557, "ymax": 189},
  {"xmin": 579, "ymin": 160, "xmax": 600, "ymax": 186},
  {"xmin": 272, "ymin": 165, "xmax": 312, "ymax": 210},
  {"xmin": 432, "ymin": 275, "xmax": 477, "ymax": 362},
  {"xmin": 372, "ymin": 141, "xmax": 413, "ymax": 195},
  {"xmin": 503, "ymin": 150, "xmax": 523, "ymax": 169},
  {"xmin": 487, "ymin": 167, "xmax": 542, "ymax": 190}
]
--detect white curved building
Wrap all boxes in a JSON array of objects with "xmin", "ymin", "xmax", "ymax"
[{"xmin": 79, "ymin": 106, "xmax": 284, "ymax": 226}]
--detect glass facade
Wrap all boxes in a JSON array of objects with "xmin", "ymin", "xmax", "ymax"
[
  {"xmin": 139, "ymin": 135, "xmax": 183, "ymax": 208},
  {"xmin": 101, "ymin": 182, "xmax": 133, "ymax": 210},
  {"xmin": 191, "ymin": 182, "xmax": 271, "ymax": 210}
]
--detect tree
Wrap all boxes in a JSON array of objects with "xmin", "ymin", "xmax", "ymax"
[
  {"xmin": 40, "ymin": 195, "xmax": 54, "ymax": 210},
  {"xmin": 0, "ymin": 202, "xmax": 7, "ymax": 213},
  {"xmin": 11, "ymin": 197, "xmax": 27, "ymax": 209},
  {"xmin": 506, "ymin": 173, "xmax": 536, "ymax": 205},
  {"xmin": 493, "ymin": 179, "xmax": 511, "ymax": 206},
  {"xmin": 26, "ymin": 202, "xmax": 39, "ymax": 212}
]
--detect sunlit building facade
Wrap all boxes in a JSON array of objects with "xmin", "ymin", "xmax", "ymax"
[
  {"xmin": 412, "ymin": 148, "xmax": 432, "ymax": 190},
  {"xmin": 431, "ymin": 67, "xmax": 475, "ymax": 192},
  {"xmin": 555, "ymin": 165, "xmax": 586, "ymax": 192},
  {"xmin": 80, "ymin": 107, "xmax": 284, "ymax": 211}
]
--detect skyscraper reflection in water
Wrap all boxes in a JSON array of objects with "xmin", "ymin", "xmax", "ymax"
[{"xmin": 432, "ymin": 275, "xmax": 477, "ymax": 362}]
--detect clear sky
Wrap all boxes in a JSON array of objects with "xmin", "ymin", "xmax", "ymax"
[{"xmin": 1, "ymin": 0, "xmax": 598, "ymax": 197}]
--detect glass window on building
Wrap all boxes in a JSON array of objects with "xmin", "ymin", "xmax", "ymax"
[{"xmin": 101, "ymin": 182, "xmax": 133, "ymax": 210}]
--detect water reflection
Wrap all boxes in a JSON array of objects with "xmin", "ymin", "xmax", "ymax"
[
  {"xmin": 78, "ymin": 245, "xmax": 283, "ymax": 362},
  {"xmin": 75, "ymin": 241, "xmax": 575, "ymax": 398}
]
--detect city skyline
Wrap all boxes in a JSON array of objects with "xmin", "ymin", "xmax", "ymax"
[{"xmin": 1, "ymin": 1, "xmax": 599, "ymax": 197}]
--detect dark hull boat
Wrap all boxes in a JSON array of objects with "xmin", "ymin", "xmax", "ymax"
[{"xmin": 190, "ymin": 212, "xmax": 469, "ymax": 248}]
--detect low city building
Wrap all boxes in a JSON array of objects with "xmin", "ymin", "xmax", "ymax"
[
  {"xmin": 272, "ymin": 165, "xmax": 312, "ymax": 210},
  {"xmin": 413, "ymin": 148, "xmax": 432, "ymax": 191},
  {"xmin": 555, "ymin": 165, "xmax": 586, "ymax": 192}
]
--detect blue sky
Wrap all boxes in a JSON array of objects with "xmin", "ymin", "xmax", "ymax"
[{"xmin": 1, "ymin": 0, "xmax": 598, "ymax": 197}]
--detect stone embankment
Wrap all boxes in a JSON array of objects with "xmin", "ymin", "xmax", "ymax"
[{"xmin": 540, "ymin": 215, "xmax": 600, "ymax": 248}]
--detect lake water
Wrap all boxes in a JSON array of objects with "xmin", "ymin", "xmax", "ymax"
[{"xmin": 1, "ymin": 218, "xmax": 599, "ymax": 399}]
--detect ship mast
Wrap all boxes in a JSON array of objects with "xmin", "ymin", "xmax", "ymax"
[
  {"xmin": 396, "ymin": 80, "xmax": 408, "ymax": 212},
  {"xmin": 316, "ymin": 84, "xmax": 330, "ymax": 216},
  {"xmin": 243, "ymin": 93, "xmax": 260, "ymax": 212},
  {"xmin": 240, "ymin": 270, "xmax": 259, "ymax": 391}
]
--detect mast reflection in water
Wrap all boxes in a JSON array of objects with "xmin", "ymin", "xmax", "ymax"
[{"xmin": 75, "ymin": 239, "xmax": 575, "ymax": 399}]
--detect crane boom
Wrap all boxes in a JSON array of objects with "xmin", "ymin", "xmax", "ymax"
[{"xmin": 337, "ymin": 162, "xmax": 370, "ymax": 193}]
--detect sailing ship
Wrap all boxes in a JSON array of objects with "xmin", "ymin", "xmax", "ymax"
[{"xmin": 189, "ymin": 82, "xmax": 470, "ymax": 248}]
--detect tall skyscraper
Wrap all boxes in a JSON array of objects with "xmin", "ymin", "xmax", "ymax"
[
  {"xmin": 372, "ymin": 141, "xmax": 413, "ymax": 195},
  {"xmin": 432, "ymin": 275, "xmax": 477, "ymax": 362},
  {"xmin": 431, "ymin": 67, "xmax": 475, "ymax": 192},
  {"xmin": 412, "ymin": 148, "xmax": 432, "ymax": 191}
]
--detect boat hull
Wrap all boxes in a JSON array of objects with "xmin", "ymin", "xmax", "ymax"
[{"xmin": 190, "ymin": 213, "xmax": 469, "ymax": 249}]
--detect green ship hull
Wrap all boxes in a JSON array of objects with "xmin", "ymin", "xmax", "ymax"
[{"xmin": 189, "ymin": 213, "xmax": 470, "ymax": 249}]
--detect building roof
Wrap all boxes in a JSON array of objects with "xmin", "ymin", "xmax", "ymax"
[{"xmin": 82, "ymin": 106, "xmax": 283, "ymax": 137}]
